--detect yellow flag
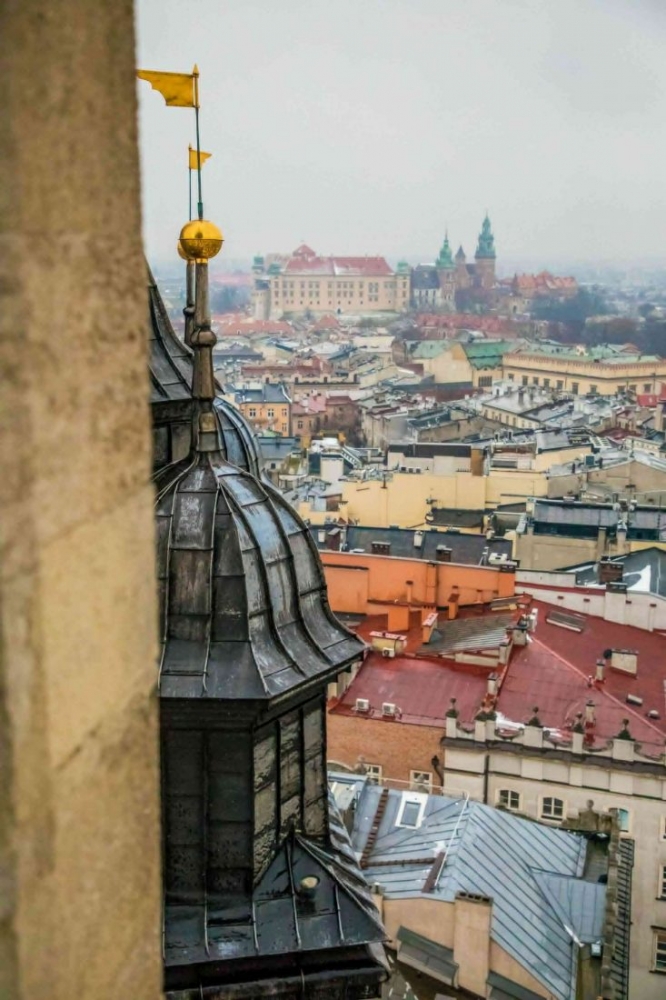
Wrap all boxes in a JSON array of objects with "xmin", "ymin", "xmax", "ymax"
[
  {"xmin": 189, "ymin": 147, "xmax": 212, "ymax": 170},
  {"xmin": 137, "ymin": 69, "xmax": 196, "ymax": 108}
]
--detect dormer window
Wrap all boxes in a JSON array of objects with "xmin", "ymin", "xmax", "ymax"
[{"xmin": 396, "ymin": 792, "xmax": 427, "ymax": 829}]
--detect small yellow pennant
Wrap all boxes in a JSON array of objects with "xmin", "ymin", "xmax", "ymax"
[{"xmin": 189, "ymin": 146, "xmax": 212, "ymax": 170}]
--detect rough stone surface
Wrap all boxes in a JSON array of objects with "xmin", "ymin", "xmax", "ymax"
[{"xmin": 0, "ymin": 2, "xmax": 162, "ymax": 997}]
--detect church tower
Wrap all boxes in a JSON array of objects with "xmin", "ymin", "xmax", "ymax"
[
  {"xmin": 435, "ymin": 232, "xmax": 456, "ymax": 311},
  {"xmin": 455, "ymin": 244, "xmax": 471, "ymax": 290},
  {"xmin": 474, "ymin": 213, "xmax": 497, "ymax": 290},
  {"xmin": 153, "ymin": 219, "xmax": 387, "ymax": 1000}
]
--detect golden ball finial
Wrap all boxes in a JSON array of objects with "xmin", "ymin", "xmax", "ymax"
[
  {"xmin": 176, "ymin": 240, "xmax": 188, "ymax": 261},
  {"xmin": 178, "ymin": 219, "xmax": 224, "ymax": 262}
]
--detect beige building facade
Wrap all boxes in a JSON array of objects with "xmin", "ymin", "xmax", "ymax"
[
  {"xmin": 503, "ymin": 351, "xmax": 666, "ymax": 396},
  {"xmin": 1, "ymin": 2, "xmax": 162, "ymax": 998}
]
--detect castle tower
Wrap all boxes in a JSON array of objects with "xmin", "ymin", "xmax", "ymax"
[
  {"xmin": 474, "ymin": 213, "xmax": 497, "ymax": 290},
  {"xmin": 155, "ymin": 220, "xmax": 386, "ymax": 999},
  {"xmin": 435, "ymin": 232, "xmax": 456, "ymax": 310}
]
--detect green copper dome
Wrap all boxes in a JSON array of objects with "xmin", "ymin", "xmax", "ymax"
[
  {"xmin": 475, "ymin": 213, "xmax": 496, "ymax": 259},
  {"xmin": 436, "ymin": 233, "xmax": 455, "ymax": 270}
]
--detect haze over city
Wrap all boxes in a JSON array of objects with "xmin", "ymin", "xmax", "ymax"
[{"xmin": 137, "ymin": 0, "xmax": 666, "ymax": 270}]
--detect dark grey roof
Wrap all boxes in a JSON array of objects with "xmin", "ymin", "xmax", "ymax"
[
  {"xmin": 426, "ymin": 507, "xmax": 485, "ymax": 529},
  {"xmin": 332, "ymin": 777, "xmax": 604, "ymax": 1000},
  {"xmin": 411, "ymin": 266, "xmax": 441, "ymax": 291},
  {"xmin": 165, "ymin": 815, "xmax": 386, "ymax": 968},
  {"xmin": 388, "ymin": 442, "xmax": 472, "ymax": 458},
  {"xmin": 148, "ymin": 267, "xmax": 192, "ymax": 405},
  {"xmin": 155, "ymin": 453, "xmax": 364, "ymax": 701},
  {"xmin": 312, "ymin": 525, "xmax": 511, "ymax": 566},
  {"xmin": 533, "ymin": 501, "xmax": 618, "ymax": 528},
  {"xmin": 213, "ymin": 397, "xmax": 262, "ymax": 477}
]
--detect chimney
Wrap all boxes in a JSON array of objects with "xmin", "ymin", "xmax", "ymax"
[
  {"xmin": 585, "ymin": 700, "xmax": 596, "ymax": 727},
  {"xmin": 595, "ymin": 659, "xmax": 605, "ymax": 684},
  {"xmin": 436, "ymin": 545, "xmax": 452, "ymax": 563},
  {"xmin": 487, "ymin": 672, "xmax": 498, "ymax": 697},
  {"xmin": 405, "ymin": 579, "xmax": 413, "ymax": 604},
  {"xmin": 598, "ymin": 557, "xmax": 623, "ymax": 586}
]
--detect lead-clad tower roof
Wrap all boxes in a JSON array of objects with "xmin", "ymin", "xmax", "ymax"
[{"xmin": 154, "ymin": 450, "xmax": 363, "ymax": 700}]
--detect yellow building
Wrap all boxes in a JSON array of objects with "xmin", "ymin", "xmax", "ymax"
[
  {"xmin": 502, "ymin": 347, "xmax": 666, "ymax": 395},
  {"xmin": 252, "ymin": 244, "xmax": 410, "ymax": 318}
]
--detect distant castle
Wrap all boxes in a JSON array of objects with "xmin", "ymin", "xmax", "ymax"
[{"xmin": 412, "ymin": 214, "xmax": 497, "ymax": 310}]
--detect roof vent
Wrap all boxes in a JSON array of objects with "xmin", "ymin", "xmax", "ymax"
[
  {"xmin": 382, "ymin": 702, "xmax": 397, "ymax": 717},
  {"xmin": 371, "ymin": 541, "xmax": 391, "ymax": 556},
  {"xmin": 382, "ymin": 648, "xmax": 395, "ymax": 659},
  {"xmin": 355, "ymin": 698, "xmax": 370, "ymax": 713}
]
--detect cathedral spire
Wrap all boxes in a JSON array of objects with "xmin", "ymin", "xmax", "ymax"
[
  {"xmin": 436, "ymin": 231, "xmax": 455, "ymax": 270},
  {"xmin": 475, "ymin": 213, "xmax": 496, "ymax": 259}
]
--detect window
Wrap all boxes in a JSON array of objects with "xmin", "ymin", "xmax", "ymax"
[
  {"xmin": 645, "ymin": 383, "xmax": 652, "ymax": 392},
  {"xmin": 478, "ymin": 376, "xmax": 493, "ymax": 388},
  {"xmin": 556, "ymin": 380, "xmax": 564, "ymax": 390},
  {"xmin": 654, "ymin": 930, "xmax": 666, "ymax": 972},
  {"xmin": 297, "ymin": 420, "xmax": 304, "ymax": 430},
  {"xmin": 497, "ymin": 789, "xmax": 521, "ymax": 812},
  {"xmin": 617, "ymin": 808, "xmax": 630, "ymax": 833},
  {"xmin": 543, "ymin": 378, "xmax": 550, "ymax": 388},
  {"xmin": 521, "ymin": 375, "xmax": 529, "ymax": 386},
  {"xmin": 267, "ymin": 408, "xmax": 274, "ymax": 418},
  {"xmin": 572, "ymin": 382, "xmax": 579, "ymax": 395},
  {"xmin": 540, "ymin": 796, "xmax": 564, "ymax": 821},
  {"xmin": 629, "ymin": 384, "xmax": 637, "ymax": 393},
  {"xmin": 659, "ymin": 865, "xmax": 666, "ymax": 899},
  {"xmin": 589, "ymin": 384, "xmax": 598, "ymax": 394},
  {"xmin": 410, "ymin": 770, "xmax": 433, "ymax": 791},
  {"xmin": 532, "ymin": 377, "xmax": 539, "ymax": 385},
  {"xmin": 507, "ymin": 372, "xmax": 514, "ymax": 380},
  {"xmin": 248, "ymin": 408, "xmax": 257, "ymax": 418},
  {"xmin": 365, "ymin": 763, "xmax": 382, "ymax": 783},
  {"xmin": 396, "ymin": 792, "xmax": 427, "ymax": 829}
]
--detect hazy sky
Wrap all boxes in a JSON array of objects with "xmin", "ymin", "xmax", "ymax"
[{"xmin": 136, "ymin": 0, "xmax": 666, "ymax": 270}]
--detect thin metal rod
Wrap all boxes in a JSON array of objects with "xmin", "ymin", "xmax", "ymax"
[
  {"xmin": 189, "ymin": 150, "xmax": 192, "ymax": 220},
  {"xmin": 193, "ymin": 68, "xmax": 203, "ymax": 219}
]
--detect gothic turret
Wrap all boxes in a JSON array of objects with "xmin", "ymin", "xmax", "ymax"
[
  {"xmin": 474, "ymin": 214, "xmax": 497, "ymax": 290},
  {"xmin": 436, "ymin": 232, "xmax": 455, "ymax": 270},
  {"xmin": 475, "ymin": 213, "xmax": 496, "ymax": 260},
  {"xmin": 155, "ymin": 221, "xmax": 386, "ymax": 999}
]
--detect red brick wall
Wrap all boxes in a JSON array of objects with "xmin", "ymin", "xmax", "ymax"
[{"xmin": 327, "ymin": 711, "xmax": 442, "ymax": 784}]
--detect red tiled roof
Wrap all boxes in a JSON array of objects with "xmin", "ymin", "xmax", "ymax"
[
  {"xmin": 637, "ymin": 394, "xmax": 658, "ymax": 407},
  {"xmin": 283, "ymin": 253, "xmax": 393, "ymax": 277},
  {"xmin": 331, "ymin": 653, "xmax": 489, "ymax": 726},
  {"xmin": 332, "ymin": 602, "xmax": 666, "ymax": 755},
  {"xmin": 483, "ymin": 600, "xmax": 666, "ymax": 755}
]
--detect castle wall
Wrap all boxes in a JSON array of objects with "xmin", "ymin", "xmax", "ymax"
[{"xmin": 0, "ymin": 3, "xmax": 161, "ymax": 998}]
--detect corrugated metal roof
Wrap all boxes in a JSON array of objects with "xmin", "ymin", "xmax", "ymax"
[{"xmin": 332, "ymin": 779, "xmax": 601, "ymax": 1000}]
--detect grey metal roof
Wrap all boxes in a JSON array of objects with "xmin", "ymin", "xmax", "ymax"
[
  {"xmin": 424, "ymin": 612, "xmax": 514, "ymax": 654},
  {"xmin": 571, "ymin": 547, "xmax": 666, "ymax": 598},
  {"xmin": 154, "ymin": 454, "xmax": 364, "ymax": 701},
  {"xmin": 331, "ymin": 778, "xmax": 604, "ymax": 1000},
  {"xmin": 311, "ymin": 525, "xmax": 512, "ymax": 566}
]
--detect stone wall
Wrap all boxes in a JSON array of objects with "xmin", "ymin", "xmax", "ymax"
[{"xmin": 0, "ymin": 2, "xmax": 161, "ymax": 998}]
